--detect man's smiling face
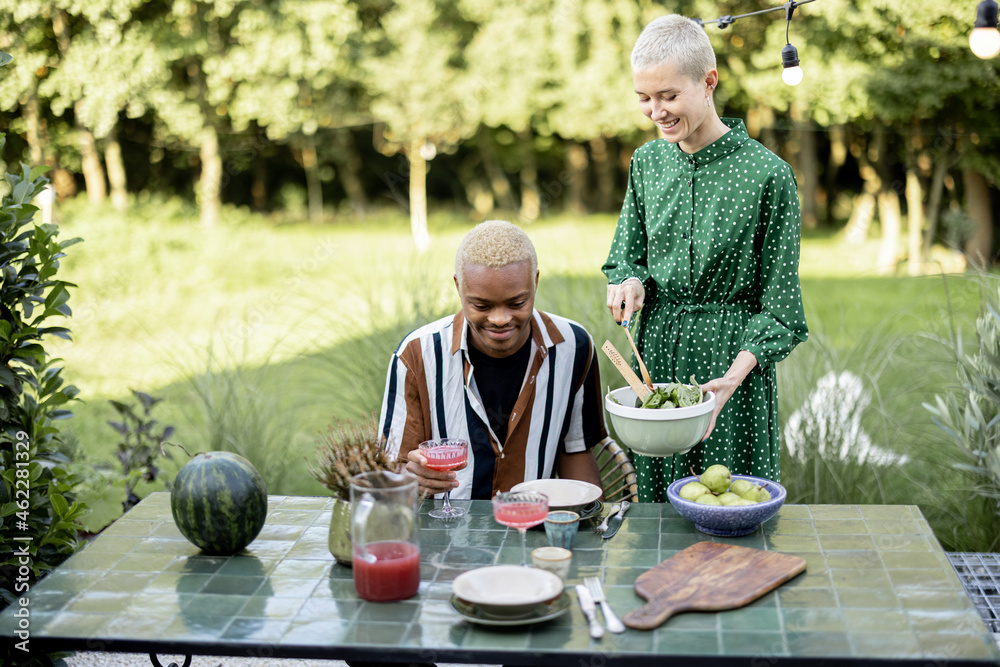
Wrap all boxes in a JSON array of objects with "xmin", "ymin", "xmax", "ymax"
[{"xmin": 456, "ymin": 260, "xmax": 537, "ymax": 358}]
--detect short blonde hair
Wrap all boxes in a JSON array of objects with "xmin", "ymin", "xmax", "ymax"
[
  {"xmin": 631, "ymin": 14, "xmax": 716, "ymax": 83},
  {"xmin": 455, "ymin": 220, "xmax": 537, "ymax": 290}
]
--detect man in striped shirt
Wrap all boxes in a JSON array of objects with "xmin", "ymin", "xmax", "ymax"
[{"xmin": 378, "ymin": 220, "xmax": 607, "ymax": 500}]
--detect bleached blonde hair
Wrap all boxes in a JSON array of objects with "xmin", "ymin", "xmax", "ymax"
[
  {"xmin": 455, "ymin": 220, "xmax": 537, "ymax": 290},
  {"xmin": 631, "ymin": 14, "xmax": 716, "ymax": 83}
]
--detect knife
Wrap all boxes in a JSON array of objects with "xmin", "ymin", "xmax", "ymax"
[
  {"xmin": 602, "ymin": 500, "xmax": 630, "ymax": 540},
  {"xmin": 575, "ymin": 584, "xmax": 605, "ymax": 639}
]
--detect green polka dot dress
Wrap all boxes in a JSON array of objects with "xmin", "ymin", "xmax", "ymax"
[{"xmin": 602, "ymin": 118, "xmax": 808, "ymax": 503}]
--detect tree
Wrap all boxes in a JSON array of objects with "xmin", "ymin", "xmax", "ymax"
[
  {"xmin": 134, "ymin": 0, "xmax": 251, "ymax": 228},
  {"xmin": 545, "ymin": 0, "xmax": 649, "ymax": 214},
  {"xmin": 459, "ymin": 0, "xmax": 554, "ymax": 220},
  {"xmin": 364, "ymin": 0, "xmax": 476, "ymax": 250},
  {"xmin": 40, "ymin": 0, "xmax": 168, "ymax": 212},
  {"xmin": 222, "ymin": 0, "xmax": 364, "ymax": 223},
  {"xmin": 0, "ymin": 3, "xmax": 59, "ymax": 174},
  {"xmin": 724, "ymin": 0, "xmax": 999, "ymax": 270}
]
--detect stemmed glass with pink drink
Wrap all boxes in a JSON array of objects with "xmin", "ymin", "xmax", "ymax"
[
  {"xmin": 418, "ymin": 438, "xmax": 469, "ymax": 519},
  {"xmin": 492, "ymin": 490, "xmax": 549, "ymax": 566}
]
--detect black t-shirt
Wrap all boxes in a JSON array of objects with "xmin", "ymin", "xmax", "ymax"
[{"xmin": 467, "ymin": 337, "xmax": 532, "ymax": 444}]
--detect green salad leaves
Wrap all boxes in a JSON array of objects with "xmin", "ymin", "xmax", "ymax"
[{"xmin": 637, "ymin": 376, "xmax": 703, "ymax": 409}]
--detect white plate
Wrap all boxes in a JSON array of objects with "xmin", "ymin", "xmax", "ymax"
[
  {"xmin": 510, "ymin": 478, "xmax": 603, "ymax": 509},
  {"xmin": 452, "ymin": 565, "xmax": 563, "ymax": 617},
  {"xmin": 450, "ymin": 592, "xmax": 570, "ymax": 626}
]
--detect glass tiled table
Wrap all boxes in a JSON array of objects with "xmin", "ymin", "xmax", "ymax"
[{"xmin": 3, "ymin": 493, "xmax": 999, "ymax": 666}]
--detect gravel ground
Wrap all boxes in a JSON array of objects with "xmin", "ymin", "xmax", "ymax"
[{"xmin": 63, "ymin": 654, "xmax": 496, "ymax": 667}]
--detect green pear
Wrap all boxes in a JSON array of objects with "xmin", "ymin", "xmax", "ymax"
[
  {"xmin": 679, "ymin": 481, "xmax": 711, "ymax": 501},
  {"xmin": 695, "ymin": 494, "xmax": 722, "ymax": 506},
  {"xmin": 733, "ymin": 498, "xmax": 757, "ymax": 506},
  {"xmin": 741, "ymin": 485, "xmax": 772, "ymax": 503},
  {"xmin": 717, "ymin": 492, "xmax": 743, "ymax": 506},
  {"xmin": 699, "ymin": 464, "xmax": 731, "ymax": 494},
  {"xmin": 728, "ymin": 479, "xmax": 755, "ymax": 497}
]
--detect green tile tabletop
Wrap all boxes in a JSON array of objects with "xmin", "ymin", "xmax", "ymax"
[{"xmin": 3, "ymin": 493, "xmax": 998, "ymax": 666}]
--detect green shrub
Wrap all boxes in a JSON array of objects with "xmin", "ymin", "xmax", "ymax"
[
  {"xmin": 0, "ymin": 135, "xmax": 86, "ymax": 609},
  {"xmin": 108, "ymin": 390, "xmax": 175, "ymax": 510}
]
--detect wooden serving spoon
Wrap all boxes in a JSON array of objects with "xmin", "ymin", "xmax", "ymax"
[
  {"xmin": 621, "ymin": 323, "xmax": 654, "ymax": 391},
  {"xmin": 602, "ymin": 341, "xmax": 652, "ymax": 402}
]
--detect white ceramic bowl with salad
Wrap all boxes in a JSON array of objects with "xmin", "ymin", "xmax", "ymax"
[{"xmin": 605, "ymin": 382, "xmax": 715, "ymax": 457}]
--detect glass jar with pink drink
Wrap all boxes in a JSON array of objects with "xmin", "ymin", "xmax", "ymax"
[{"xmin": 350, "ymin": 471, "xmax": 421, "ymax": 602}]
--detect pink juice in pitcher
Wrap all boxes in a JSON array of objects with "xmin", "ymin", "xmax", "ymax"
[{"xmin": 353, "ymin": 541, "xmax": 421, "ymax": 602}]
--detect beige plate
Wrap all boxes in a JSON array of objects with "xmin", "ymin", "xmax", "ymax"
[
  {"xmin": 451, "ymin": 592, "xmax": 571, "ymax": 626},
  {"xmin": 510, "ymin": 478, "xmax": 603, "ymax": 509}
]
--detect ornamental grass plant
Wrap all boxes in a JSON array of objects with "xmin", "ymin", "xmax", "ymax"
[
  {"xmin": 924, "ymin": 273, "xmax": 1000, "ymax": 553},
  {"xmin": 779, "ymin": 273, "xmax": 1000, "ymax": 552},
  {"xmin": 169, "ymin": 337, "xmax": 299, "ymax": 495}
]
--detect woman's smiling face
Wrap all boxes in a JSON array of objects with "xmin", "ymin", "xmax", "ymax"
[{"xmin": 633, "ymin": 60, "xmax": 718, "ymax": 154}]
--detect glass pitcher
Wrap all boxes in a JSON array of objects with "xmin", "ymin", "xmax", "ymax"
[{"xmin": 350, "ymin": 470, "xmax": 421, "ymax": 602}]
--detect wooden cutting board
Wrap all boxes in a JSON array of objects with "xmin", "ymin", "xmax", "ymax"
[{"xmin": 623, "ymin": 542, "xmax": 806, "ymax": 630}]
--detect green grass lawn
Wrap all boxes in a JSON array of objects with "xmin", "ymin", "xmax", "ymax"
[{"xmin": 50, "ymin": 200, "xmax": 996, "ymax": 549}]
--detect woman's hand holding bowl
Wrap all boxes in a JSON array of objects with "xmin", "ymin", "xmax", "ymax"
[{"xmin": 699, "ymin": 350, "xmax": 758, "ymax": 441}]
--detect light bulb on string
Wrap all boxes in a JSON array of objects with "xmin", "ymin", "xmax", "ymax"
[
  {"xmin": 693, "ymin": 0, "xmax": 817, "ymax": 84},
  {"xmin": 970, "ymin": 0, "xmax": 1000, "ymax": 59},
  {"xmin": 781, "ymin": 44, "xmax": 803, "ymax": 86},
  {"xmin": 781, "ymin": 3, "xmax": 804, "ymax": 86}
]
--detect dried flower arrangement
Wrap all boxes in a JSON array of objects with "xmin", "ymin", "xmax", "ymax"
[{"xmin": 307, "ymin": 416, "xmax": 397, "ymax": 500}]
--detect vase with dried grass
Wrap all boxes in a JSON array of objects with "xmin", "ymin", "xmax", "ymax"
[{"xmin": 307, "ymin": 417, "xmax": 397, "ymax": 566}]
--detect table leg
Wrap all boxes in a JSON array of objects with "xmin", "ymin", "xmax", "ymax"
[{"xmin": 149, "ymin": 653, "xmax": 192, "ymax": 667}]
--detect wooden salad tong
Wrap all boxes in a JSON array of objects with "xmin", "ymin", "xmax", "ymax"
[{"xmin": 621, "ymin": 322, "xmax": 654, "ymax": 392}]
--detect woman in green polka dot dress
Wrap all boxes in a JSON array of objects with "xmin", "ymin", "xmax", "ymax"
[{"xmin": 602, "ymin": 14, "xmax": 808, "ymax": 502}]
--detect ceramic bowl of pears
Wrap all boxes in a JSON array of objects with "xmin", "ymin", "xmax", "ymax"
[{"xmin": 666, "ymin": 465, "xmax": 786, "ymax": 537}]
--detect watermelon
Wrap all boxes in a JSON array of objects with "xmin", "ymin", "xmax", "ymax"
[{"xmin": 170, "ymin": 451, "xmax": 267, "ymax": 555}]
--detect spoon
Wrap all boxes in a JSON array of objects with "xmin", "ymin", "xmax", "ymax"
[
  {"xmin": 621, "ymin": 322, "xmax": 654, "ymax": 391},
  {"xmin": 601, "ymin": 340, "xmax": 651, "ymax": 401}
]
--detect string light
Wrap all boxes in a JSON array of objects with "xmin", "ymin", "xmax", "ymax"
[
  {"xmin": 694, "ymin": 1, "xmax": 816, "ymax": 86},
  {"xmin": 782, "ymin": 3, "xmax": 804, "ymax": 85},
  {"xmin": 970, "ymin": 0, "xmax": 1000, "ymax": 59},
  {"xmin": 781, "ymin": 45, "xmax": 804, "ymax": 85}
]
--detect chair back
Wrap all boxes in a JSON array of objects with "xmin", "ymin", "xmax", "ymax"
[{"xmin": 594, "ymin": 437, "xmax": 638, "ymax": 503}]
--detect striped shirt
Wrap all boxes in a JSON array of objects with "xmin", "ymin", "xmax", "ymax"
[{"xmin": 378, "ymin": 309, "xmax": 608, "ymax": 500}]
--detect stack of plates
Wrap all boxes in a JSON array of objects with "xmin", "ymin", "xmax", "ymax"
[
  {"xmin": 450, "ymin": 565, "xmax": 569, "ymax": 626},
  {"xmin": 510, "ymin": 479, "xmax": 603, "ymax": 519}
]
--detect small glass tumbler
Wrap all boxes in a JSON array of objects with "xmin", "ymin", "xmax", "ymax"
[
  {"xmin": 544, "ymin": 510, "xmax": 580, "ymax": 550},
  {"xmin": 531, "ymin": 546, "xmax": 572, "ymax": 582}
]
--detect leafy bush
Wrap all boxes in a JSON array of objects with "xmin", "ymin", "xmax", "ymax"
[
  {"xmin": 108, "ymin": 390, "xmax": 175, "ymax": 510},
  {"xmin": 0, "ymin": 135, "xmax": 86, "ymax": 608}
]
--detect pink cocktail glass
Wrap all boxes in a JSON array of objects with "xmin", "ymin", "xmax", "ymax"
[
  {"xmin": 492, "ymin": 490, "xmax": 549, "ymax": 566},
  {"xmin": 418, "ymin": 438, "xmax": 469, "ymax": 519}
]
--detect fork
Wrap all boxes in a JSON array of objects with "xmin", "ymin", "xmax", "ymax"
[
  {"xmin": 593, "ymin": 503, "xmax": 621, "ymax": 534},
  {"xmin": 584, "ymin": 576, "xmax": 626, "ymax": 633}
]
